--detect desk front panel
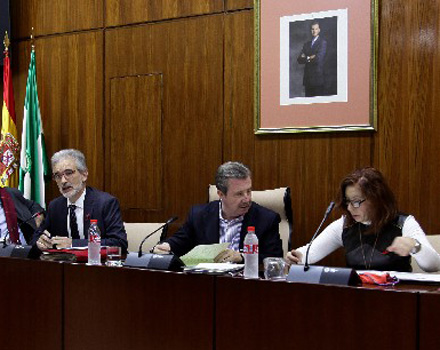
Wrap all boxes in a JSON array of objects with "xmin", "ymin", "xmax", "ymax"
[
  {"xmin": 419, "ymin": 290, "xmax": 440, "ymax": 350},
  {"xmin": 63, "ymin": 265, "xmax": 215, "ymax": 350},
  {"xmin": 0, "ymin": 258, "xmax": 63, "ymax": 350},
  {"xmin": 216, "ymin": 278, "xmax": 418, "ymax": 350}
]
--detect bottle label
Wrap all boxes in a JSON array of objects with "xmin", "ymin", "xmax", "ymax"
[
  {"xmin": 88, "ymin": 228, "xmax": 100, "ymax": 243},
  {"xmin": 89, "ymin": 231, "xmax": 98, "ymax": 243},
  {"xmin": 243, "ymin": 244, "xmax": 259, "ymax": 254}
]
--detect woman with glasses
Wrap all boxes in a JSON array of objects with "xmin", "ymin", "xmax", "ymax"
[{"xmin": 286, "ymin": 167, "xmax": 440, "ymax": 272}]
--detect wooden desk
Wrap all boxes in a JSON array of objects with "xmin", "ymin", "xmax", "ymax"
[
  {"xmin": 216, "ymin": 277, "xmax": 419, "ymax": 350},
  {"xmin": 63, "ymin": 264, "xmax": 215, "ymax": 350},
  {"xmin": 1, "ymin": 256, "xmax": 440, "ymax": 350},
  {"xmin": 0, "ymin": 257, "xmax": 63, "ymax": 350},
  {"xmin": 420, "ymin": 288, "xmax": 440, "ymax": 350}
]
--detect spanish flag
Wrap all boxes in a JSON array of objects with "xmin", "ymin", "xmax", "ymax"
[{"xmin": 1, "ymin": 31, "xmax": 20, "ymax": 188}]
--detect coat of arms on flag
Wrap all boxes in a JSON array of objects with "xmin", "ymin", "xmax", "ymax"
[{"xmin": 0, "ymin": 133, "xmax": 19, "ymax": 186}]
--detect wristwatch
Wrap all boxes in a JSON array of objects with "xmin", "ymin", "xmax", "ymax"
[{"xmin": 410, "ymin": 239, "xmax": 422, "ymax": 255}]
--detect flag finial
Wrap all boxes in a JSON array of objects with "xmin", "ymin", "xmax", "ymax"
[
  {"xmin": 3, "ymin": 31, "xmax": 10, "ymax": 52},
  {"xmin": 30, "ymin": 27, "xmax": 35, "ymax": 50}
]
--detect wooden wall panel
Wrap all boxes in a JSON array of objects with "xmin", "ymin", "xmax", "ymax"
[
  {"xmin": 109, "ymin": 74, "xmax": 163, "ymax": 211},
  {"xmin": 11, "ymin": 0, "xmax": 103, "ymax": 38},
  {"xmin": 376, "ymin": 0, "xmax": 440, "ymax": 235},
  {"xmin": 105, "ymin": 0, "xmax": 224, "ymax": 26},
  {"xmin": 225, "ymin": 0, "xmax": 253, "ymax": 11},
  {"xmin": 13, "ymin": 32, "xmax": 104, "ymax": 201},
  {"xmin": 223, "ymin": 11, "xmax": 256, "ymax": 169},
  {"xmin": 105, "ymin": 16, "xmax": 224, "ymax": 223}
]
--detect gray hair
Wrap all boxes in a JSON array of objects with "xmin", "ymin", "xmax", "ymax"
[
  {"xmin": 51, "ymin": 149, "xmax": 88, "ymax": 173},
  {"xmin": 215, "ymin": 161, "xmax": 251, "ymax": 194}
]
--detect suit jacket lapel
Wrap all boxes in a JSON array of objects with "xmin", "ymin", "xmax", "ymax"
[
  {"xmin": 83, "ymin": 187, "xmax": 94, "ymax": 234},
  {"xmin": 57, "ymin": 198, "xmax": 69, "ymax": 236},
  {"xmin": 203, "ymin": 201, "xmax": 221, "ymax": 243}
]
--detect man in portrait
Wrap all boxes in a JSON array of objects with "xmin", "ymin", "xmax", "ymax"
[{"xmin": 297, "ymin": 21, "xmax": 327, "ymax": 97}]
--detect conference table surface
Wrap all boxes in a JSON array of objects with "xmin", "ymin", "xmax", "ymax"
[{"xmin": 1, "ymin": 256, "xmax": 439, "ymax": 350}]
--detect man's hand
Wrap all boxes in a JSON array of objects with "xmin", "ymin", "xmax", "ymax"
[
  {"xmin": 36, "ymin": 232, "xmax": 53, "ymax": 250},
  {"xmin": 214, "ymin": 248, "xmax": 243, "ymax": 263},
  {"xmin": 34, "ymin": 213, "xmax": 44, "ymax": 228},
  {"xmin": 51, "ymin": 236, "xmax": 73, "ymax": 249},
  {"xmin": 152, "ymin": 242, "xmax": 171, "ymax": 254}
]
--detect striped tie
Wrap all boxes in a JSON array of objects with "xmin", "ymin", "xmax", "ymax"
[{"xmin": 69, "ymin": 204, "xmax": 80, "ymax": 239}]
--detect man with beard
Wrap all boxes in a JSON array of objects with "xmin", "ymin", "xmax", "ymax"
[
  {"xmin": 152, "ymin": 161, "xmax": 283, "ymax": 263},
  {"xmin": 32, "ymin": 149, "xmax": 127, "ymax": 252}
]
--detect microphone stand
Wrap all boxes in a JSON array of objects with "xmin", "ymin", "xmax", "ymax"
[
  {"xmin": 125, "ymin": 217, "xmax": 184, "ymax": 272},
  {"xmin": 1, "ymin": 231, "xmax": 10, "ymax": 248},
  {"xmin": 287, "ymin": 201, "xmax": 360, "ymax": 286},
  {"xmin": 304, "ymin": 202, "xmax": 335, "ymax": 271},
  {"xmin": 138, "ymin": 217, "xmax": 177, "ymax": 257}
]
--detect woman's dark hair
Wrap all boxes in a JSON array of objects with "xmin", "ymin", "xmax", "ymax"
[{"xmin": 336, "ymin": 167, "xmax": 398, "ymax": 233}]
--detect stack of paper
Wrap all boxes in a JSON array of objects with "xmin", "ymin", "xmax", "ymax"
[{"xmin": 180, "ymin": 242, "xmax": 230, "ymax": 266}]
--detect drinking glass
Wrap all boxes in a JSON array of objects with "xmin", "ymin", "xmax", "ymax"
[
  {"xmin": 263, "ymin": 257, "xmax": 288, "ymax": 280},
  {"xmin": 105, "ymin": 246, "xmax": 122, "ymax": 267}
]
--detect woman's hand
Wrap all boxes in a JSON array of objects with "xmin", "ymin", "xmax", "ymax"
[
  {"xmin": 386, "ymin": 237, "xmax": 419, "ymax": 256},
  {"xmin": 285, "ymin": 249, "xmax": 303, "ymax": 265}
]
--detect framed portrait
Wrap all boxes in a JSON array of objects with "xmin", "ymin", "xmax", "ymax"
[{"xmin": 254, "ymin": 0, "xmax": 378, "ymax": 134}]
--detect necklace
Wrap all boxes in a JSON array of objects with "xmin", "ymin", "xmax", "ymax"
[{"xmin": 359, "ymin": 225, "xmax": 379, "ymax": 270}]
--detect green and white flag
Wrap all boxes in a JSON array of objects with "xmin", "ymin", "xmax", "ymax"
[{"xmin": 18, "ymin": 48, "xmax": 50, "ymax": 208}]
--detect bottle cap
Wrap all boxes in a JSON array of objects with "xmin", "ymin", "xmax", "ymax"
[
  {"xmin": 248, "ymin": 226, "xmax": 255, "ymax": 232},
  {"xmin": 90, "ymin": 219, "xmax": 98, "ymax": 223}
]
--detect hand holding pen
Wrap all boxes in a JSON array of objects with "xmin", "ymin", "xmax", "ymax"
[{"xmin": 36, "ymin": 232, "xmax": 53, "ymax": 250}]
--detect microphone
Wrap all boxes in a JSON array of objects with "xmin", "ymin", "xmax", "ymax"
[
  {"xmin": 304, "ymin": 202, "xmax": 335, "ymax": 271},
  {"xmin": 137, "ymin": 216, "xmax": 178, "ymax": 257},
  {"xmin": 287, "ymin": 201, "xmax": 361, "ymax": 286}
]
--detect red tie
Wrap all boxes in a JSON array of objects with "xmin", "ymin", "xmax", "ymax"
[{"xmin": 0, "ymin": 188, "xmax": 19, "ymax": 243}]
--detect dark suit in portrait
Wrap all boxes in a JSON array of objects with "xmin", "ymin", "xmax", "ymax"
[{"xmin": 297, "ymin": 36, "xmax": 327, "ymax": 97}]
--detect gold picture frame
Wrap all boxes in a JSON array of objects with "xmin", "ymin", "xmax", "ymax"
[{"xmin": 255, "ymin": 0, "xmax": 378, "ymax": 134}]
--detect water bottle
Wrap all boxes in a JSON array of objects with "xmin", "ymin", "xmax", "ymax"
[
  {"xmin": 243, "ymin": 226, "xmax": 259, "ymax": 279},
  {"xmin": 88, "ymin": 219, "xmax": 101, "ymax": 265}
]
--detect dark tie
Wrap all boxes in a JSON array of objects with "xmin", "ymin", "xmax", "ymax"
[{"xmin": 69, "ymin": 204, "xmax": 80, "ymax": 239}]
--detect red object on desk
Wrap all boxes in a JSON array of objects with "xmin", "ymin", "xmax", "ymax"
[
  {"xmin": 358, "ymin": 272, "xmax": 399, "ymax": 286},
  {"xmin": 46, "ymin": 248, "xmax": 107, "ymax": 262}
]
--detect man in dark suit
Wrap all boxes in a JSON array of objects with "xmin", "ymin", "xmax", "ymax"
[
  {"xmin": 32, "ymin": 149, "xmax": 127, "ymax": 251},
  {"xmin": 0, "ymin": 187, "xmax": 44, "ymax": 245},
  {"xmin": 153, "ymin": 162, "xmax": 283, "ymax": 263},
  {"xmin": 297, "ymin": 21, "xmax": 327, "ymax": 97}
]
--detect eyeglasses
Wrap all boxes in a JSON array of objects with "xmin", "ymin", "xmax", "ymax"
[
  {"xmin": 345, "ymin": 198, "xmax": 366, "ymax": 208},
  {"xmin": 52, "ymin": 169, "xmax": 77, "ymax": 181}
]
